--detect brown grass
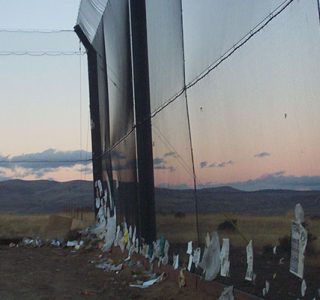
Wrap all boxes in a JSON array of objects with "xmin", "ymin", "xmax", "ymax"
[
  {"xmin": 156, "ymin": 213, "xmax": 320, "ymax": 252},
  {"xmin": 0, "ymin": 212, "xmax": 95, "ymax": 240}
]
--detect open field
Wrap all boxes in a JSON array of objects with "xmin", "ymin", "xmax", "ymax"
[
  {"xmin": 157, "ymin": 213, "xmax": 320, "ymax": 253},
  {"xmin": 0, "ymin": 212, "xmax": 95, "ymax": 240},
  {"xmin": 1, "ymin": 211, "xmax": 319, "ymax": 254}
]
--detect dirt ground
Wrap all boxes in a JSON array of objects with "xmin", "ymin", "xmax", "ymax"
[
  {"xmin": 0, "ymin": 245, "xmax": 213, "ymax": 300},
  {"xmin": 0, "ymin": 242, "xmax": 319, "ymax": 300}
]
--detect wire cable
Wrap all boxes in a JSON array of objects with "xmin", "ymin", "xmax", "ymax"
[
  {"xmin": 0, "ymin": 51, "xmax": 85, "ymax": 56},
  {"xmin": 0, "ymin": 159, "xmax": 91, "ymax": 164},
  {"xmin": 79, "ymin": 41, "xmax": 83, "ymax": 180},
  {"xmin": 0, "ymin": 28, "xmax": 74, "ymax": 33}
]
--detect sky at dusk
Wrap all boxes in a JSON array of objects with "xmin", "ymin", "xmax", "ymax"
[
  {"xmin": 0, "ymin": 0, "xmax": 319, "ymax": 191},
  {"xmin": 0, "ymin": 0, "xmax": 92, "ymax": 181}
]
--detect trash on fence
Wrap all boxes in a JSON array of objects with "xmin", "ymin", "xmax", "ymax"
[
  {"xmin": 101, "ymin": 208, "xmax": 116, "ymax": 252},
  {"xmin": 95, "ymin": 262, "xmax": 123, "ymax": 272},
  {"xmin": 51, "ymin": 240, "xmax": 61, "ymax": 247},
  {"xmin": 193, "ymin": 247, "xmax": 201, "ymax": 268},
  {"xmin": 273, "ymin": 245, "xmax": 277, "ymax": 255},
  {"xmin": 173, "ymin": 254, "xmax": 179, "ymax": 270},
  {"xmin": 290, "ymin": 219, "xmax": 307, "ymax": 278},
  {"xmin": 245, "ymin": 240, "xmax": 254, "ymax": 281},
  {"xmin": 198, "ymin": 231, "xmax": 221, "ymax": 281},
  {"xmin": 220, "ymin": 238, "xmax": 230, "ymax": 277},
  {"xmin": 178, "ymin": 268, "xmax": 186, "ymax": 288},
  {"xmin": 263, "ymin": 280, "xmax": 270, "ymax": 296},
  {"xmin": 186, "ymin": 241, "xmax": 193, "ymax": 255},
  {"xmin": 67, "ymin": 240, "xmax": 78, "ymax": 247},
  {"xmin": 21, "ymin": 237, "xmax": 43, "ymax": 247},
  {"xmin": 129, "ymin": 272, "xmax": 166, "ymax": 289},
  {"xmin": 218, "ymin": 285, "xmax": 234, "ymax": 300},
  {"xmin": 187, "ymin": 254, "xmax": 193, "ymax": 271},
  {"xmin": 301, "ymin": 279, "xmax": 307, "ymax": 297}
]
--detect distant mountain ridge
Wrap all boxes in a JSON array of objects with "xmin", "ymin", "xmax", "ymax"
[
  {"xmin": 0, "ymin": 180, "xmax": 320, "ymax": 216},
  {"xmin": 0, "ymin": 180, "xmax": 93, "ymax": 214}
]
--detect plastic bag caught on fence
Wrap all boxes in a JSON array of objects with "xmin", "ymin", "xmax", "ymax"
[{"xmin": 198, "ymin": 231, "xmax": 221, "ymax": 281}]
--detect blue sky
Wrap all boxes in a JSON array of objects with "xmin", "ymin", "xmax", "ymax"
[{"xmin": 0, "ymin": 0, "xmax": 92, "ymax": 181}]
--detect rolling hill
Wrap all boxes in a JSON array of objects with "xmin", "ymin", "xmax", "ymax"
[{"xmin": 0, "ymin": 180, "xmax": 319, "ymax": 216}]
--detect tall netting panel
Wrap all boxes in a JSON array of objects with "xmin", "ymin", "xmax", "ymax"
[
  {"xmin": 183, "ymin": 0, "xmax": 320, "ymax": 297},
  {"xmin": 77, "ymin": 0, "xmax": 320, "ymax": 297},
  {"xmin": 145, "ymin": 0, "xmax": 198, "ymax": 260},
  {"xmin": 103, "ymin": 0, "xmax": 138, "ymax": 226}
]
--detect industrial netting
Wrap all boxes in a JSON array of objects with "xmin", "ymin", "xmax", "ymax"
[{"xmin": 76, "ymin": 0, "xmax": 320, "ymax": 298}]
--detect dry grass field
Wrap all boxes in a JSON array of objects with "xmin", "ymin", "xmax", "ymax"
[
  {"xmin": 156, "ymin": 213, "xmax": 320, "ymax": 254},
  {"xmin": 1, "ymin": 211, "xmax": 319, "ymax": 252},
  {"xmin": 0, "ymin": 211, "xmax": 95, "ymax": 240}
]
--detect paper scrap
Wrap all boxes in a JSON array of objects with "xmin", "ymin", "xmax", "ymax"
[
  {"xmin": 290, "ymin": 221, "xmax": 307, "ymax": 279},
  {"xmin": 129, "ymin": 272, "xmax": 165, "ymax": 289},
  {"xmin": 187, "ymin": 254, "xmax": 193, "ymax": 271},
  {"xmin": 198, "ymin": 231, "xmax": 221, "ymax": 281},
  {"xmin": 301, "ymin": 279, "xmax": 307, "ymax": 297},
  {"xmin": 245, "ymin": 240, "xmax": 254, "ymax": 281},
  {"xmin": 173, "ymin": 254, "xmax": 179, "ymax": 270},
  {"xmin": 186, "ymin": 241, "xmax": 193, "ymax": 255},
  {"xmin": 66, "ymin": 240, "xmax": 78, "ymax": 247},
  {"xmin": 193, "ymin": 247, "xmax": 201, "ymax": 268},
  {"xmin": 220, "ymin": 238, "xmax": 230, "ymax": 277}
]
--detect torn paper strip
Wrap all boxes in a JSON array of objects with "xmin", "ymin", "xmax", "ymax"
[
  {"xmin": 187, "ymin": 241, "xmax": 193, "ymax": 255},
  {"xmin": 198, "ymin": 231, "xmax": 221, "ymax": 281},
  {"xmin": 173, "ymin": 254, "xmax": 179, "ymax": 270},
  {"xmin": 193, "ymin": 247, "xmax": 201, "ymax": 268},
  {"xmin": 220, "ymin": 238, "xmax": 230, "ymax": 277},
  {"xmin": 245, "ymin": 240, "xmax": 254, "ymax": 281},
  {"xmin": 187, "ymin": 254, "xmax": 193, "ymax": 271},
  {"xmin": 290, "ymin": 221, "xmax": 308, "ymax": 279},
  {"xmin": 301, "ymin": 279, "xmax": 307, "ymax": 297}
]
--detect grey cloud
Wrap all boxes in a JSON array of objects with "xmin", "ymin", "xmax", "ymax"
[
  {"xmin": 153, "ymin": 157, "xmax": 175, "ymax": 172},
  {"xmin": 113, "ymin": 159, "xmax": 136, "ymax": 171},
  {"xmin": 79, "ymin": 166, "xmax": 93, "ymax": 175},
  {"xmin": 226, "ymin": 171, "xmax": 320, "ymax": 191},
  {"xmin": 111, "ymin": 150, "xmax": 126, "ymax": 160},
  {"xmin": 154, "ymin": 164, "xmax": 176, "ymax": 172},
  {"xmin": 153, "ymin": 157, "xmax": 166, "ymax": 165},
  {"xmin": 164, "ymin": 151, "xmax": 176, "ymax": 158},
  {"xmin": 200, "ymin": 161, "xmax": 207, "ymax": 168},
  {"xmin": 208, "ymin": 160, "xmax": 234, "ymax": 168},
  {"xmin": 254, "ymin": 152, "xmax": 271, "ymax": 158},
  {"xmin": 0, "ymin": 149, "xmax": 92, "ymax": 180},
  {"xmin": 5, "ymin": 149, "xmax": 92, "ymax": 170}
]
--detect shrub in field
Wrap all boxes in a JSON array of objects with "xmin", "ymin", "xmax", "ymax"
[
  {"xmin": 174, "ymin": 211, "xmax": 186, "ymax": 219},
  {"xmin": 217, "ymin": 219, "xmax": 237, "ymax": 231}
]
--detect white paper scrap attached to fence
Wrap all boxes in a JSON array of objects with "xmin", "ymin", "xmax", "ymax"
[{"xmin": 289, "ymin": 221, "xmax": 307, "ymax": 279}]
